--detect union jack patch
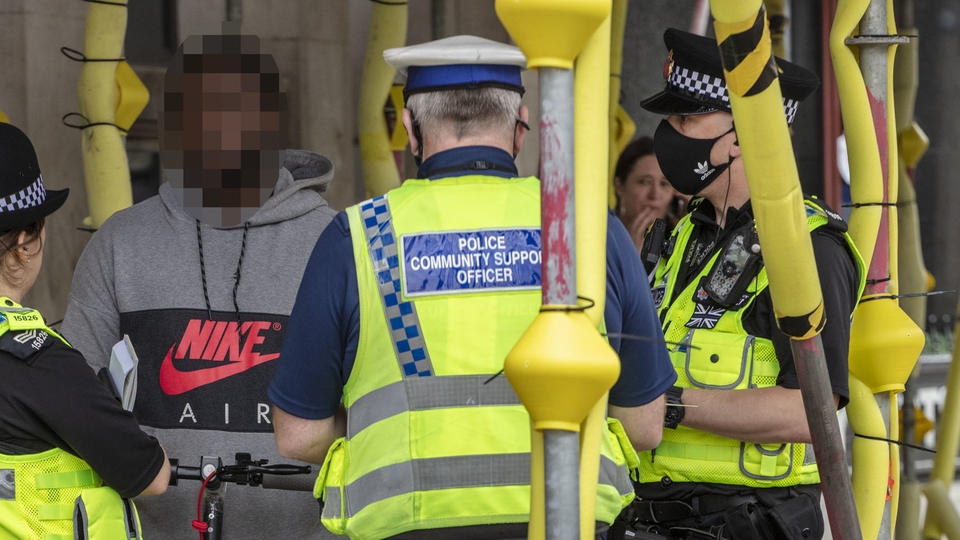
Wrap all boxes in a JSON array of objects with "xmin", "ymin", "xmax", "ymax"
[
  {"xmin": 652, "ymin": 285, "xmax": 666, "ymax": 308},
  {"xmin": 686, "ymin": 303, "xmax": 726, "ymax": 329}
]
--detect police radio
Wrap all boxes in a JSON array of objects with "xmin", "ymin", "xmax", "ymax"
[{"xmin": 640, "ymin": 218, "xmax": 667, "ymax": 275}]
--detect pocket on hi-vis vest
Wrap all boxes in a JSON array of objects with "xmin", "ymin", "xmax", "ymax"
[{"xmin": 400, "ymin": 228, "xmax": 542, "ymax": 297}]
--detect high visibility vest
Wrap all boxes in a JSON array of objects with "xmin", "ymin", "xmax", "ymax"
[
  {"xmin": 639, "ymin": 199, "xmax": 865, "ymax": 488},
  {"xmin": 315, "ymin": 176, "xmax": 635, "ymax": 539},
  {"xmin": 0, "ymin": 299, "xmax": 143, "ymax": 540}
]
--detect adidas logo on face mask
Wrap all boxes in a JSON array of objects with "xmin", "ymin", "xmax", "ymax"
[{"xmin": 694, "ymin": 161, "xmax": 715, "ymax": 181}]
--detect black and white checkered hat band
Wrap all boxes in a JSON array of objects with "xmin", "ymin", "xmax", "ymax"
[
  {"xmin": 668, "ymin": 67, "xmax": 800, "ymax": 124},
  {"xmin": 0, "ymin": 176, "xmax": 46, "ymax": 213}
]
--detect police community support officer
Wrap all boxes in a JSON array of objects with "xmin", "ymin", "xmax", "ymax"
[
  {"xmin": 619, "ymin": 29, "xmax": 866, "ymax": 540},
  {"xmin": 0, "ymin": 123, "xmax": 170, "ymax": 540},
  {"xmin": 269, "ymin": 36, "xmax": 677, "ymax": 540}
]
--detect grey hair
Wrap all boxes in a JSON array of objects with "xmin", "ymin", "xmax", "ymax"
[{"xmin": 406, "ymin": 87, "xmax": 522, "ymax": 140}]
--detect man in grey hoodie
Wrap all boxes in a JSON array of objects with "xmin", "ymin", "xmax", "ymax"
[{"xmin": 63, "ymin": 29, "xmax": 338, "ymax": 539}]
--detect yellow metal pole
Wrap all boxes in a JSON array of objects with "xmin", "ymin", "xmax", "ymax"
[
  {"xmin": 358, "ymin": 1, "xmax": 407, "ymax": 198},
  {"xmin": 77, "ymin": 0, "xmax": 133, "ymax": 229},
  {"xmin": 708, "ymin": 1, "xmax": 863, "ymax": 537},
  {"xmin": 923, "ymin": 479, "xmax": 960, "ymax": 540},
  {"xmin": 830, "ymin": 0, "xmax": 888, "ymax": 536},
  {"xmin": 497, "ymin": 1, "xmax": 615, "ymax": 538},
  {"xmin": 842, "ymin": 1, "xmax": 922, "ymax": 537},
  {"xmin": 574, "ymin": 12, "xmax": 612, "ymax": 540},
  {"xmin": 893, "ymin": 19, "xmax": 929, "ymax": 540}
]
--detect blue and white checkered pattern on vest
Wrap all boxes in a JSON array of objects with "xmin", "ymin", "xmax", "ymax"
[{"xmin": 359, "ymin": 195, "xmax": 435, "ymax": 377}]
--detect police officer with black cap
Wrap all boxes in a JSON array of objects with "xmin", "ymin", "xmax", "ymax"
[
  {"xmin": 0, "ymin": 122, "xmax": 170, "ymax": 539},
  {"xmin": 614, "ymin": 29, "xmax": 865, "ymax": 540}
]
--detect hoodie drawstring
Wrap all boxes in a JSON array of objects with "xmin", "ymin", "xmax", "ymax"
[
  {"xmin": 233, "ymin": 223, "xmax": 251, "ymax": 328},
  {"xmin": 196, "ymin": 220, "xmax": 213, "ymax": 321},
  {"xmin": 196, "ymin": 219, "xmax": 251, "ymax": 328}
]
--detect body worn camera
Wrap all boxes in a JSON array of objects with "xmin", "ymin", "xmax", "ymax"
[{"xmin": 703, "ymin": 224, "xmax": 762, "ymax": 309}]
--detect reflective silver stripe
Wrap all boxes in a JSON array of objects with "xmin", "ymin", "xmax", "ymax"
[
  {"xmin": 339, "ymin": 453, "xmax": 625, "ymax": 518},
  {"xmin": 347, "ymin": 375, "xmax": 520, "ymax": 439},
  {"xmin": 322, "ymin": 487, "xmax": 342, "ymax": 520},
  {"xmin": 359, "ymin": 196, "xmax": 434, "ymax": 377},
  {"xmin": 605, "ymin": 456, "xmax": 635, "ymax": 497}
]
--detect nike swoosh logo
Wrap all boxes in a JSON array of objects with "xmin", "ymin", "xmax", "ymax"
[{"xmin": 159, "ymin": 345, "xmax": 279, "ymax": 395}]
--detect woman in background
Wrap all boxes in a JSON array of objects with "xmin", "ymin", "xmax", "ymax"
[{"xmin": 614, "ymin": 136, "xmax": 690, "ymax": 253}]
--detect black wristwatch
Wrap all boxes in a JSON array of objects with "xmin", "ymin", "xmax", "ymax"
[{"xmin": 664, "ymin": 386, "xmax": 685, "ymax": 429}]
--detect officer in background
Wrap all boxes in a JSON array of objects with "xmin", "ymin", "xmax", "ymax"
[
  {"xmin": 0, "ymin": 122, "xmax": 169, "ymax": 539},
  {"xmin": 269, "ymin": 36, "xmax": 676, "ymax": 539},
  {"xmin": 618, "ymin": 29, "xmax": 865, "ymax": 540}
]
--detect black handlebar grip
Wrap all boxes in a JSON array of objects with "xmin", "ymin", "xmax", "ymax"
[{"xmin": 260, "ymin": 471, "xmax": 317, "ymax": 492}]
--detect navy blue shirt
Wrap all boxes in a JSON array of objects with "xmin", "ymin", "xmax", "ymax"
[{"xmin": 269, "ymin": 146, "xmax": 676, "ymax": 419}]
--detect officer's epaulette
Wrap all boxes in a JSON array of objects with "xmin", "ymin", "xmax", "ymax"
[
  {"xmin": 804, "ymin": 195, "xmax": 848, "ymax": 233},
  {"xmin": 0, "ymin": 310, "xmax": 55, "ymax": 362}
]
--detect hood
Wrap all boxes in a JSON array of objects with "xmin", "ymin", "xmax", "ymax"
[{"xmin": 159, "ymin": 149, "xmax": 335, "ymax": 229}]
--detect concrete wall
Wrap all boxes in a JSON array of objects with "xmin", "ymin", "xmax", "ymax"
[{"xmin": 0, "ymin": 0, "xmax": 89, "ymax": 321}]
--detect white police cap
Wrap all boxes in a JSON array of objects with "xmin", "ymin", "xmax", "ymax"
[{"xmin": 384, "ymin": 35, "xmax": 527, "ymax": 98}]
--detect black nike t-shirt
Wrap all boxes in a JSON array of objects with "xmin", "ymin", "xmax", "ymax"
[{"xmin": 0, "ymin": 336, "xmax": 166, "ymax": 498}]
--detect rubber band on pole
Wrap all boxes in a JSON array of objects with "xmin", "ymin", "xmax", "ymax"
[
  {"xmin": 539, "ymin": 295, "xmax": 597, "ymax": 313},
  {"xmin": 61, "ymin": 113, "xmax": 129, "ymax": 134},
  {"xmin": 60, "ymin": 47, "xmax": 125, "ymax": 63}
]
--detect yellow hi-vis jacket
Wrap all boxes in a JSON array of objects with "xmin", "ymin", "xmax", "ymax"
[
  {"xmin": 639, "ymin": 199, "xmax": 865, "ymax": 488},
  {"xmin": 0, "ymin": 300, "xmax": 143, "ymax": 540},
  {"xmin": 314, "ymin": 175, "xmax": 635, "ymax": 539}
]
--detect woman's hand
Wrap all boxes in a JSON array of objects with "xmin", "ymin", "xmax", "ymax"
[{"xmin": 624, "ymin": 206, "xmax": 661, "ymax": 253}]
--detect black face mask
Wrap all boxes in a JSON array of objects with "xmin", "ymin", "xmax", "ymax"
[{"xmin": 654, "ymin": 119, "xmax": 735, "ymax": 196}]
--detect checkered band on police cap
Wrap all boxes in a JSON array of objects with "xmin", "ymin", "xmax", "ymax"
[
  {"xmin": 0, "ymin": 176, "xmax": 46, "ymax": 214},
  {"xmin": 641, "ymin": 28, "xmax": 818, "ymax": 125},
  {"xmin": 0, "ymin": 122, "xmax": 69, "ymax": 231},
  {"xmin": 666, "ymin": 64, "xmax": 801, "ymax": 124}
]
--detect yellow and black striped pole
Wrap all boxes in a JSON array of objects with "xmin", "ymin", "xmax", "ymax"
[{"xmin": 709, "ymin": 1, "xmax": 863, "ymax": 537}]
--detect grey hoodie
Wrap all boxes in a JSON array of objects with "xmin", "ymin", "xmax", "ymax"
[{"xmin": 63, "ymin": 150, "xmax": 339, "ymax": 539}]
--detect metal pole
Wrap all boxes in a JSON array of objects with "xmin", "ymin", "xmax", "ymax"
[
  {"xmin": 543, "ymin": 431, "xmax": 580, "ymax": 540},
  {"xmin": 538, "ymin": 65, "xmax": 579, "ymax": 540},
  {"xmin": 859, "ymin": 2, "xmax": 893, "ymax": 537},
  {"xmin": 792, "ymin": 337, "xmax": 864, "ymax": 540},
  {"xmin": 539, "ymin": 67, "xmax": 577, "ymax": 308}
]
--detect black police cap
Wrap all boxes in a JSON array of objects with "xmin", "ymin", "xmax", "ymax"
[
  {"xmin": 640, "ymin": 28, "xmax": 820, "ymax": 124},
  {"xmin": 0, "ymin": 123, "xmax": 68, "ymax": 232}
]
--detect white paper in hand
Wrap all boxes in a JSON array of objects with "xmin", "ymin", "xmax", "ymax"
[{"xmin": 109, "ymin": 335, "xmax": 139, "ymax": 411}]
